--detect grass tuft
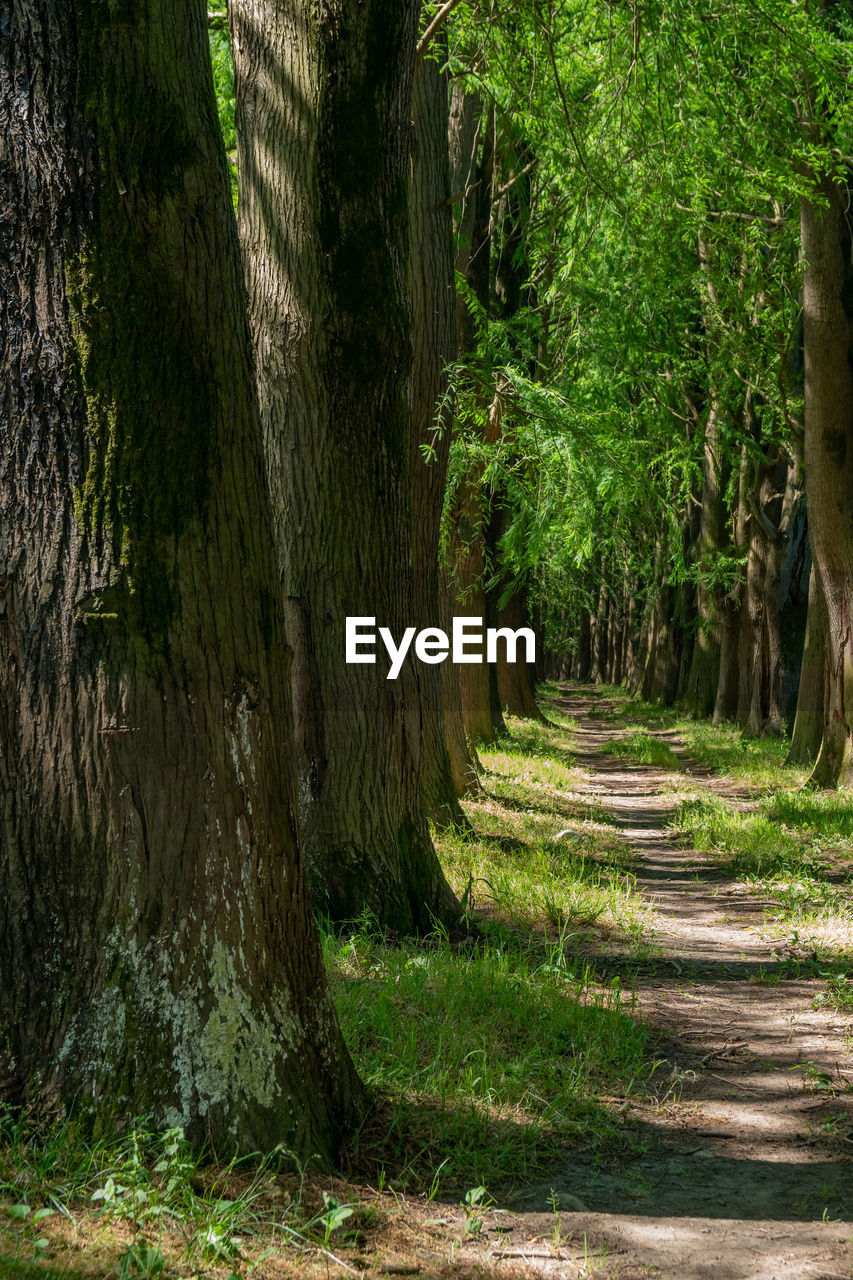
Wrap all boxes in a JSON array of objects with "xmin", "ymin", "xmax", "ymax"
[{"xmin": 601, "ymin": 730, "xmax": 680, "ymax": 771}]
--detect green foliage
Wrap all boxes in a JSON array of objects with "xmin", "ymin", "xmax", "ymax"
[
  {"xmin": 433, "ymin": 0, "xmax": 853, "ymax": 657},
  {"xmin": 209, "ymin": 2, "xmax": 238, "ymax": 207}
]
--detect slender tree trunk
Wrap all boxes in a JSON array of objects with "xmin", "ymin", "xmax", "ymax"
[
  {"xmin": 713, "ymin": 442, "xmax": 750, "ymax": 724},
  {"xmin": 0, "ymin": 0, "xmax": 364, "ymax": 1154},
  {"xmin": 801, "ymin": 170, "xmax": 853, "ymax": 787},
  {"xmin": 787, "ymin": 563, "xmax": 828, "ymax": 765},
  {"xmin": 590, "ymin": 576, "xmax": 608, "ymax": 682},
  {"xmin": 439, "ymin": 567, "xmax": 482, "ymax": 793},
  {"xmin": 676, "ymin": 497, "xmax": 701, "ymax": 701},
  {"xmin": 232, "ymin": 0, "xmax": 457, "ymax": 925},
  {"xmin": 763, "ymin": 454, "xmax": 800, "ymax": 736},
  {"xmin": 649, "ymin": 576, "xmax": 680, "ymax": 705},
  {"xmin": 737, "ymin": 497, "xmax": 768, "ymax": 734},
  {"xmin": 575, "ymin": 610, "xmax": 592, "ymax": 681},
  {"xmin": 684, "ymin": 402, "xmax": 726, "ymax": 716},
  {"xmin": 409, "ymin": 49, "xmax": 470, "ymax": 825},
  {"xmin": 624, "ymin": 590, "xmax": 639, "ymax": 689}
]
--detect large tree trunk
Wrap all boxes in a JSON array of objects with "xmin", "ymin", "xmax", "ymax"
[
  {"xmin": 232, "ymin": 0, "xmax": 457, "ymax": 925},
  {"xmin": 409, "ymin": 49, "xmax": 472, "ymax": 824},
  {"xmin": 0, "ymin": 0, "xmax": 363, "ymax": 1155},
  {"xmin": 801, "ymin": 171, "xmax": 853, "ymax": 787}
]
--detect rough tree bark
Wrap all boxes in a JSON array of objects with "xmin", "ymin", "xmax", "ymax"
[
  {"xmin": 409, "ymin": 48, "xmax": 473, "ymax": 821},
  {"xmin": 800, "ymin": 167, "xmax": 853, "ymax": 787},
  {"xmin": 232, "ymin": 0, "xmax": 457, "ymax": 925},
  {"xmin": 0, "ymin": 0, "xmax": 364, "ymax": 1154}
]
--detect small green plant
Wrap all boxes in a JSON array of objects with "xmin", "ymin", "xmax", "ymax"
[
  {"xmin": 117, "ymin": 1242, "xmax": 166, "ymax": 1278},
  {"xmin": 315, "ymin": 1192, "xmax": 355, "ymax": 1246},
  {"xmin": 813, "ymin": 972, "xmax": 853, "ymax": 1011},
  {"xmin": 548, "ymin": 1187, "xmax": 564, "ymax": 1246},
  {"xmin": 462, "ymin": 1185, "xmax": 488, "ymax": 1235}
]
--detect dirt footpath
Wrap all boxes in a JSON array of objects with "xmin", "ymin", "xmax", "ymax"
[{"xmin": 436, "ymin": 689, "xmax": 853, "ymax": 1279}]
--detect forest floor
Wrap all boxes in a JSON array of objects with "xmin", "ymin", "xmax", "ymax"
[{"xmin": 2, "ymin": 684, "xmax": 852, "ymax": 1279}]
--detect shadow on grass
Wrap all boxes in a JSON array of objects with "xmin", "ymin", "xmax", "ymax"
[
  {"xmin": 325, "ymin": 926, "xmax": 652, "ymax": 1192},
  {"xmin": 768, "ymin": 790, "xmax": 853, "ymax": 838},
  {"xmin": 479, "ymin": 787, "xmax": 612, "ymax": 825}
]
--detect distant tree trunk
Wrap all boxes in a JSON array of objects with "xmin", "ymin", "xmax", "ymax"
[
  {"xmin": 409, "ymin": 49, "xmax": 471, "ymax": 824},
  {"xmin": 801, "ymin": 169, "xmax": 853, "ymax": 787},
  {"xmin": 606, "ymin": 573, "xmax": 622, "ymax": 685},
  {"xmin": 0, "ymin": 0, "xmax": 363, "ymax": 1155},
  {"xmin": 778, "ymin": 492, "xmax": 811, "ymax": 726},
  {"xmin": 676, "ymin": 495, "xmax": 701, "ymax": 701},
  {"xmin": 484, "ymin": 137, "xmax": 541, "ymax": 723},
  {"xmin": 762, "ymin": 453, "xmax": 801, "ymax": 736},
  {"xmin": 624, "ymin": 589, "xmax": 639, "ymax": 689},
  {"xmin": 684, "ymin": 399, "xmax": 726, "ymax": 716},
  {"xmin": 714, "ymin": 442, "xmax": 750, "ymax": 724},
  {"xmin": 575, "ymin": 610, "xmax": 592, "ymax": 681},
  {"xmin": 648, "ymin": 574, "xmax": 680, "ymax": 705},
  {"xmin": 737, "ymin": 482, "xmax": 769, "ymax": 736},
  {"xmin": 233, "ymin": 0, "xmax": 457, "ymax": 925},
  {"xmin": 439, "ymin": 567, "xmax": 482, "ymax": 793},
  {"xmin": 590, "ymin": 575, "xmax": 609, "ymax": 682},
  {"xmin": 787, "ymin": 563, "xmax": 827, "ymax": 765}
]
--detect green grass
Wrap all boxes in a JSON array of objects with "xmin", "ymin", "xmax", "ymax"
[
  {"xmin": 676, "ymin": 719, "xmax": 802, "ymax": 789},
  {"xmin": 446, "ymin": 713, "xmax": 655, "ymax": 951},
  {"xmin": 325, "ymin": 919, "xmax": 651, "ymax": 1191},
  {"xmin": 0, "ymin": 1114, "xmax": 324, "ymax": 1279},
  {"xmin": 671, "ymin": 791, "xmax": 853, "ymax": 961},
  {"xmin": 323, "ymin": 705, "xmax": 660, "ymax": 1192},
  {"xmin": 766, "ymin": 789, "xmax": 853, "ymax": 838},
  {"xmin": 600, "ymin": 730, "xmax": 680, "ymax": 771},
  {"xmin": 595, "ymin": 686, "xmax": 807, "ymax": 789}
]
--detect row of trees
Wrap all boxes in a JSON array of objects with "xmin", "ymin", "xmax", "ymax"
[
  {"xmin": 447, "ymin": 0, "xmax": 853, "ymax": 790},
  {"xmin": 2, "ymin": 0, "xmax": 852, "ymax": 1167}
]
